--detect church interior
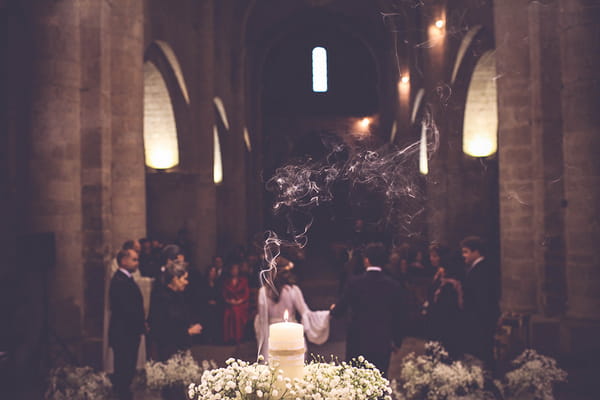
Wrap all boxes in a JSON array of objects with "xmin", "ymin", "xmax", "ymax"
[{"xmin": 0, "ymin": 0, "xmax": 599, "ymax": 398}]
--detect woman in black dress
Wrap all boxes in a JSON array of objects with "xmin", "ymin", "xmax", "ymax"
[
  {"xmin": 425, "ymin": 242, "xmax": 465, "ymax": 359},
  {"xmin": 148, "ymin": 259, "xmax": 203, "ymax": 361}
]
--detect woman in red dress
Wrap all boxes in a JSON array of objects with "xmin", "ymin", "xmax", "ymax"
[{"xmin": 222, "ymin": 262, "xmax": 250, "ymax": 344}]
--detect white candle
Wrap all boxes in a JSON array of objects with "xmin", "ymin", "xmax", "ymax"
[{"xmin": 269, "ymin": 310, "xmax": 305, "ymax": 387}]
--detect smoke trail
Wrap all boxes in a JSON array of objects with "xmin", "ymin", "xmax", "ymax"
[{"xmin": 261, "ymin": 111, "xmax": 439, "ymax": 277}]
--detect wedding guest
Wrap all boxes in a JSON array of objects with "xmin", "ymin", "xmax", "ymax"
[
  {"xmin": 331, "ymin": 242, "xmax": 407, "ymax": 376},
  {"xmin": 348, "ymin": 218, "xmax": 370, "ymax": 250},
  {"xmin": 147, "ymin": 259, "xmax": 202, "ymax": 361},
  {"xmin": 222, "ymin": 262, "xmax": 250, "ymax": 344},
  {"xmin": 387, "ymin": 246, "xmax": 409, "ymax": 285},
  {"xmin": 109, "ymin": 249, "xmax": 145, "ymax": 400},
  {"xmin": 103, "ymin": 240, "xmax": 152, "ymax": 379},
  {"xmin": 424, "ymin": 242, "xmax": 464, "ymax": 359},
  {"xmin": 199, "ymin": 265, "xmax": 223, "ymax": 344},
  {"xmin": 254, "ymin": 257, "xmax": 330, "ymax": 361},
  {"xmin": 461, "ymin": 236, "xmax": 500, "ymax": 370},
  {"xmin": 139, "ymin": 238, "xmax": 159, "ymax": 278},
  {"xmin": 211, "ymin": 255, "xmax": 225, "ymax": 278}
]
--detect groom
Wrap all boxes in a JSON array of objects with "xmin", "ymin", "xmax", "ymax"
[{"xmin": 330, "ymin": 242, "xmax": 406, "ymax": 375}]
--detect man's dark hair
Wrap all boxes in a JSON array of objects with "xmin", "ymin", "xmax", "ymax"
[
  {"xmin": 460, "ymin": 236, "xmax": 485, "ymax": 255},
  {"xmin": 122, "ymin": 240, "xmax": 136, "ymax": 250},
  {"xmin": 116, "ymin": 249, "xmax": 132, "ymax": 267},
  {"xmin": 364, "ymin": 242, "xmax": 388, "ymax": 267}
]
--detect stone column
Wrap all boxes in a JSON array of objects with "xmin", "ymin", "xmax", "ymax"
[
  {"xmin": 494, "ymin": 0, "xmax": 538, "ymax": 313},
  {"xmin": 423, "ymin": 1, "xmax": 451, "ymax": 244},
  {"xmin": 110, "ymin": 0, "xmax": 146, "ymax": 249},
  {"xmin": 26, "ymin": 0, "xmax": 83, "ymax": 341},
  {"xmin": 528, "ymin": 0, "xmax": 567, "ymax": 317},
  {"xmin": 190, "ymin": 0, "xmax": 216, "ymax": 268},
  {"xmin": 80, "ymin": 0, "xmax": 112, "ymax": 365},
  {"xmin": 559, "ymin": 0, "xmax": 600, "ymax": 321}
]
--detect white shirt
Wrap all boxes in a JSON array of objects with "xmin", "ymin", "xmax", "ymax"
[
  {"xmin": 118, "ymin": 267, "xmax": 132, "ymax": 278},
  {"xmin": 468, "ymin": 256, "xmax": 485, "ymax": 274}
]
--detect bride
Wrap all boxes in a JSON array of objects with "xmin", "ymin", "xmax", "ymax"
[{"xmin": 254, "ymin": 256, "xmax": 330, "ymax": 360}]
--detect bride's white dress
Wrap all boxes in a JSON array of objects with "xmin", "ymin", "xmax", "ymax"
[{"xmin": 254, "ymin": 284, "xmax": 330, "ymax": 360}]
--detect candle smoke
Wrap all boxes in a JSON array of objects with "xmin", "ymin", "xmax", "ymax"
[{"xmin": 260, "ymin": 114, "xmax": 440, "ymax": 292}]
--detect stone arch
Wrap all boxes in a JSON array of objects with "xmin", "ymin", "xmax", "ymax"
[
  {"xmin": 154, "ymin": 40, "xmax": 190, "ymax": 105},
  {"xmin": 442, "ymin": 27, "xmax": 499, "ymax": 255},
  {"xmin": 143, "ymin": 41, "xmax": 195, "ymax": 243},
  {"xmin": 143, "ymin": 60, "xmax": 179, "ymax": 169},
  {"xmin": 142, "ymin": 41, "xmax": 193, "ymax": 170},
  {"xmin": 451, "ymin": 25, "xmax": 484, "ymax": 85},
  {"xmin": 462, "ymin": 50, "xmax": 498, "ymax": 158}
]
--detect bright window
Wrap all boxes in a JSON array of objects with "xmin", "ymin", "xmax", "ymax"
[
  {"xmin": 143, "ymin": 61, "xmax": 179, "ymax": 170},
  {"xmin": 312, "ymin": 46, "xmax": 328, "ymax": 92},
  {"xmin": 213, "ymin": 126, "xmax": 223, "ymax": 184}
]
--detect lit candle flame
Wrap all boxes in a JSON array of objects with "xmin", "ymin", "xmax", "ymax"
[{"xmin": 284, "ymin": 309, "xmax": 289, "ymax": 322}]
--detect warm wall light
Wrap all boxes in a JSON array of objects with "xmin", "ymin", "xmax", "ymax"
[
  {"xmin": 144, "ymin": 61, "xmax": 180, "ymax": 170},
  {"xmin": 463, "ymin": 51, "xmax": 498, "ymax": 157},
  {"xmin": 435, "ymin": 19, "xmax": 445, "ymax": 29},
  {"xmin": 360, "ymin": 117, "xmax": 371, "ymax": 128},
  {"xmin": 400, "ymin": 75, "xmax": 410, "ymax": 84},
  {"xmin": 213, "ymin": 125, "xmax": 223, "ymax": 184},
  {"xmin": 419, "ymin": 121, "xmax": 429, "ymax": 175}
]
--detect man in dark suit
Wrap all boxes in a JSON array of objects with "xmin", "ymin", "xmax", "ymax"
[
  {"xmin": 460, "ymin": 236, "xmax": 500, "ymax": 370},
  {"xmin": 331, "ymin": 242, "xmax": 406, "ymax": 375},
  {"xmin": 109, "ymin": 248, "xmax": 145, "ymax": 400}
]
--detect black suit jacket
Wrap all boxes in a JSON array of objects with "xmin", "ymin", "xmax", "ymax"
[
  {"xmin": 463, "ymin": 257, "xmax": 500, "ymax": 333},
  {"xmin": 109, "ymin": 270, "xmax": 145, "ymax": 346},
  {"xmin": 331, "ymin": 269, "xmax": 406, "ymax": 359}
]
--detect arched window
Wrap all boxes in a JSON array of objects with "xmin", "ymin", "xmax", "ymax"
[
  {"xmin": 143, "ymin": 61, "xmax": 179, "ymax": 169},
  {"xmin": 312, "ymin": 46, "xmax": 328, "ymax": 92},
  {"xmin": 463, "ymin": 50, "xmax": 498, "ymax": 157},
  {"xmin": 213, "ymin": 125, "xmax": 223, "ymax": 184}
]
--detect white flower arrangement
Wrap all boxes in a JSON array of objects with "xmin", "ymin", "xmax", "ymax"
[
  {"xmin": 45, "ymin": 365, "xmax": 113, "ymax": 400},
  {"xmin": 145, "ymin": 350, "xmax": 216, "ymax": 391},
  {"xmin": 187, "ymin": 355, "xmax": 393, "ymax": 400},
  {"xmin": 392, "ymin": 342, "xmax": 488, "ymax": 400},
  {"xmin": 392, "ymin": 343, "xmax": 567, "ymax": 400},
  {"xmin": 501, "ymin": 349, "xmax": 567, "ymax": 400}
]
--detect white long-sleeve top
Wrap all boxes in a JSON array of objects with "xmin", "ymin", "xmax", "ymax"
[{"xmin": 254, "ymin": 284, "xmax": 330, "ymax": 360}]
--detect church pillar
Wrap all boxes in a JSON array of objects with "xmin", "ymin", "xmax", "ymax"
[
  {"xmin": 80, "ymin": 0, "xmax": 113, "ymax": 366},
  {"xmin": 559, "ymin": 0, "xmax": 600, "ymax": 329},
  {"xmin": 423, "ymin": 1, "xmax": 451, "ymax": 245},
  {"xmin": 214, "ymin": 0, "xmax": 248, "ymax": 250},
  {"xmin": 110, "ymin": 0, "xmax": 146, "ymax": 250},
  {"xmin": 190, "ymin": 0, "xmax": 216, "ymax": 268},
  {"xmin": 528, "ymin": 1, "xmax": 567, "ymax": 318},
  {"xmin": 25, "ymin": 0, "xmax": 84, "ymax": 343},
  {"xmin": 494, "ymin": 0, "xmax": 538, "ymax": 314}
]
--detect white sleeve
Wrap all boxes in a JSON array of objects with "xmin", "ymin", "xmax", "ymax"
[{"xmin": 292, "ymin": 285, "xmax": 330, "ymax": 345}]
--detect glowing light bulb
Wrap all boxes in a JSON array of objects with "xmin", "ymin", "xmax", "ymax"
[
  {"xmin": 400, "ymin": 75, "xmax": 410, "ymax": 84},
  {"xmin": 435, "ymin": 19, "xmax": 445, "ymax": 29},
  {"xmin": 360, "ymin": 118, "xmax": 370, "ymax": 128}
]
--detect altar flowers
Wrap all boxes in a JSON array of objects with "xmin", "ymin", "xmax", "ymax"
[{"xmin": 187, "ymin": 355, "xmax": 393, "ymax": 400}]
